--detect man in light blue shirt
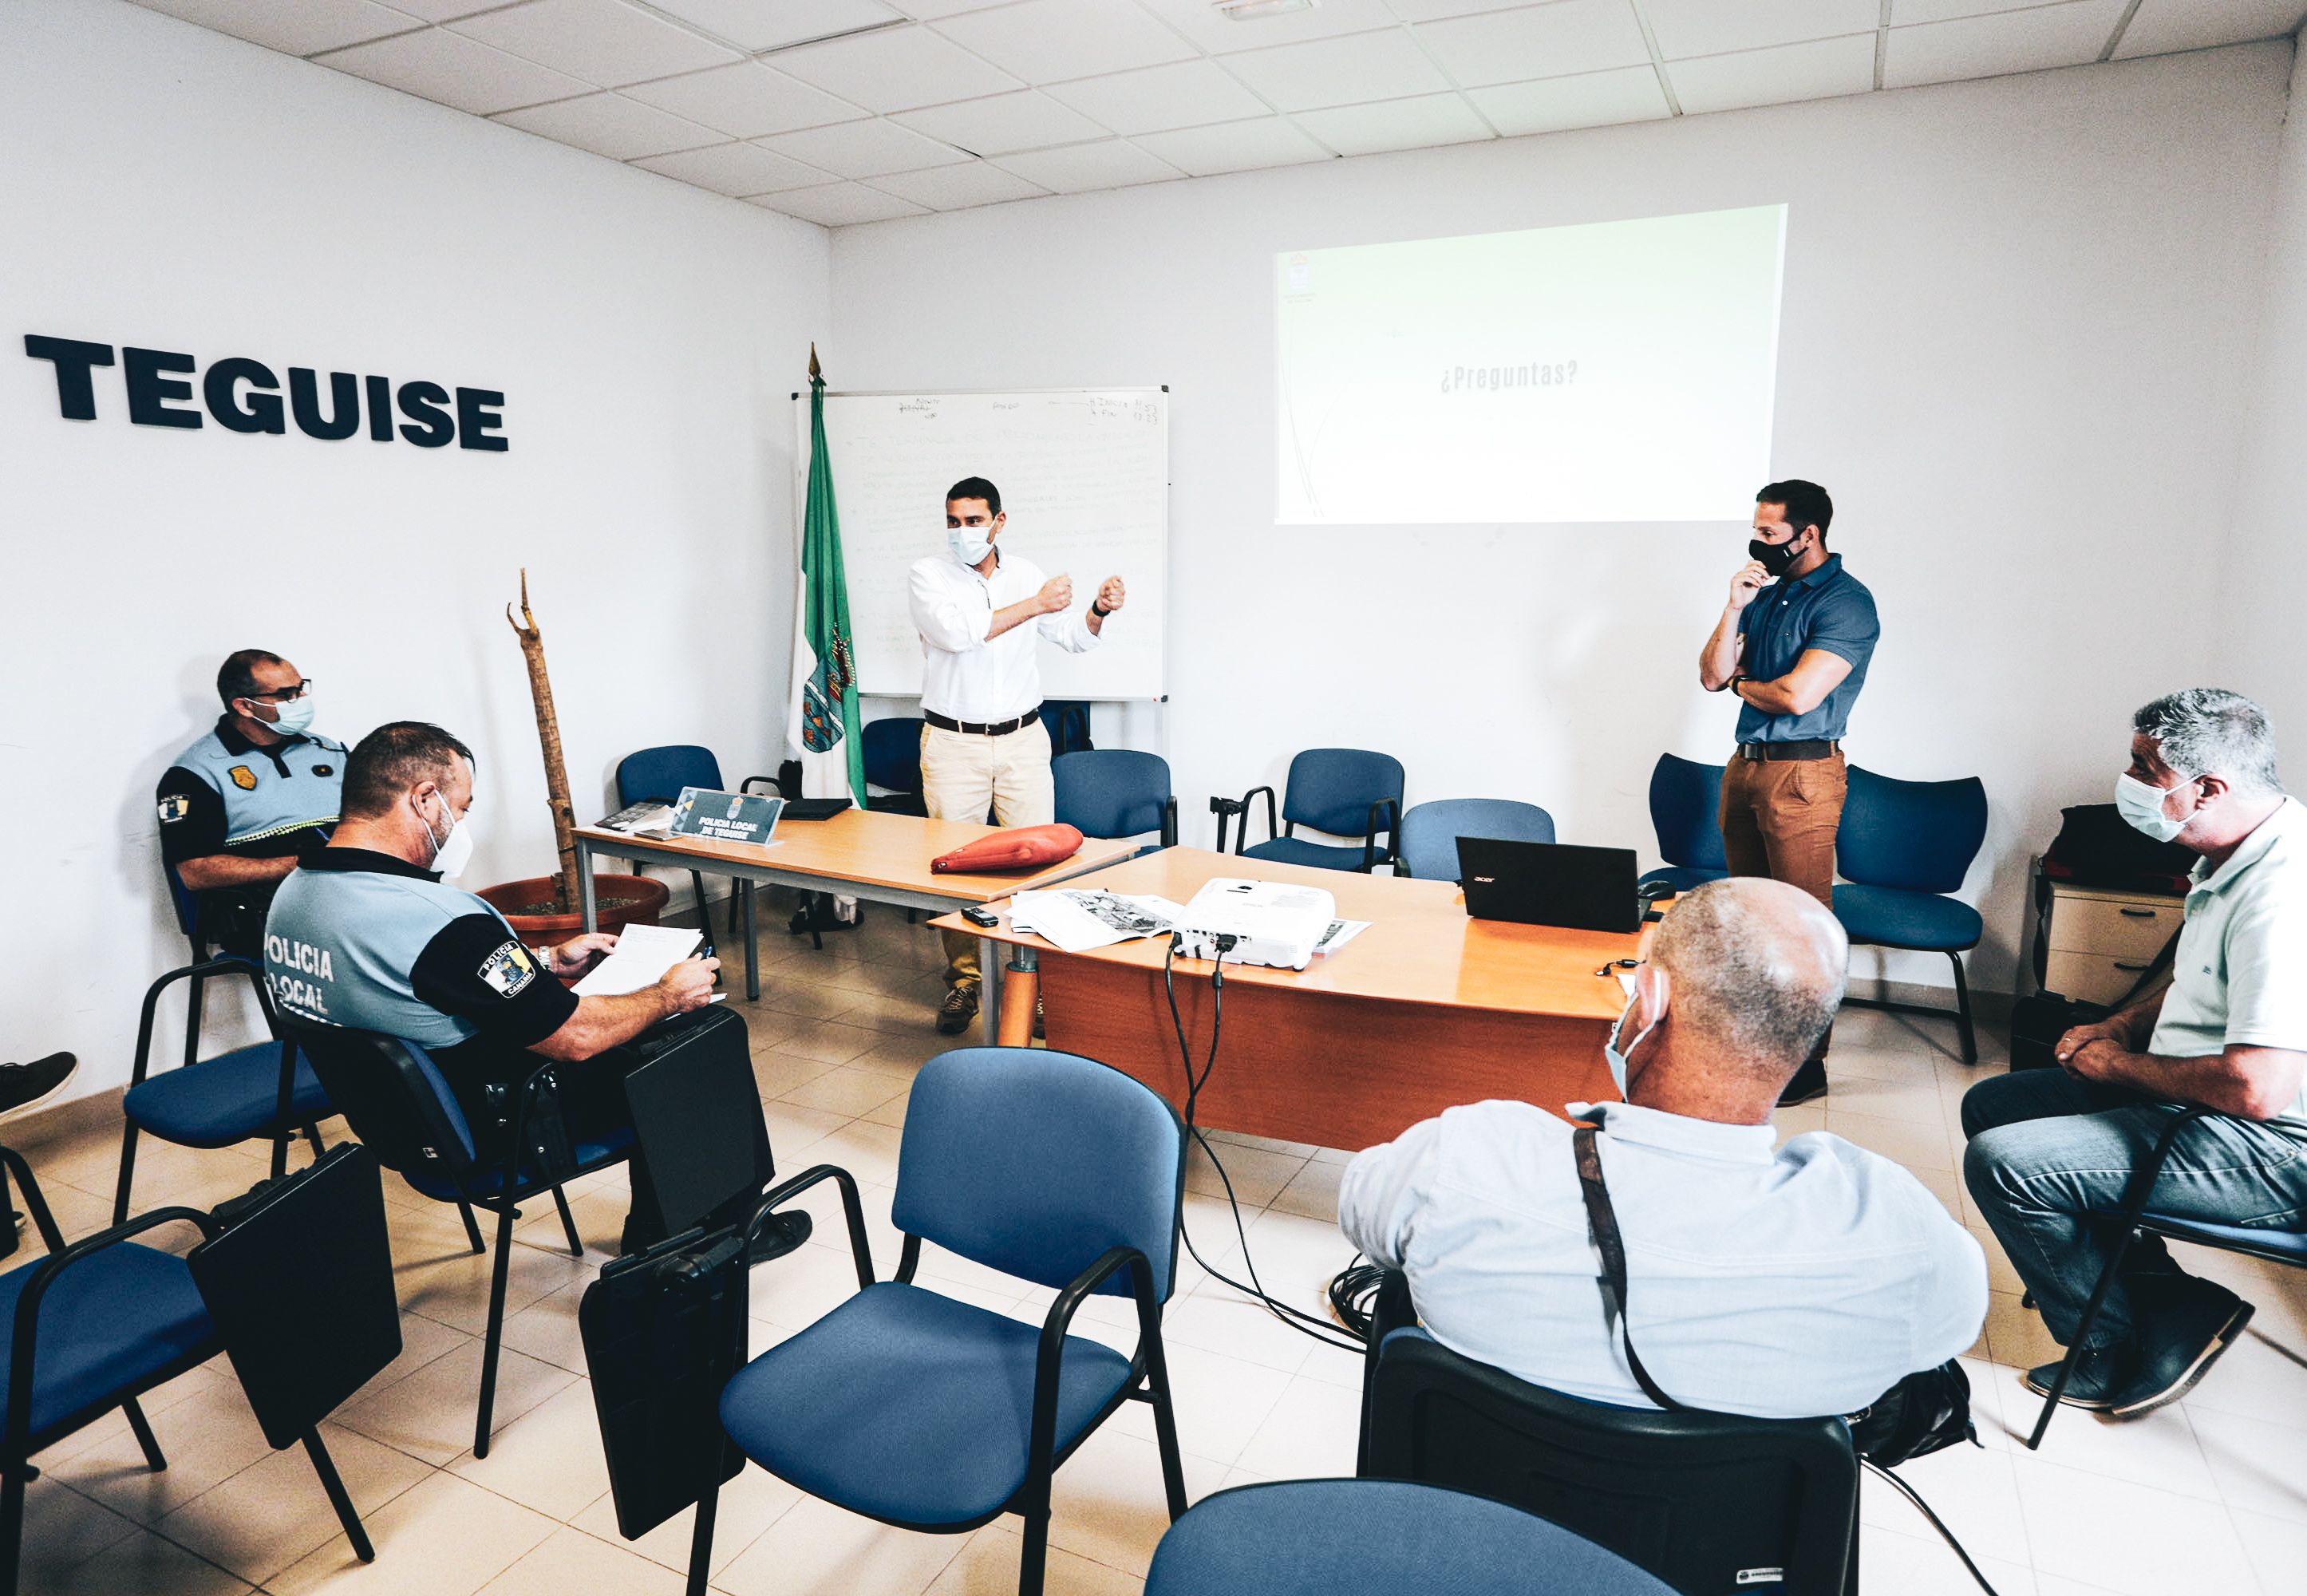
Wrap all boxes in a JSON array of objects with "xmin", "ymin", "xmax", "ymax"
[
  {"xmin": 1965, "ymin": 689, "xmax": 2307, "ymax": 1419},
  {"xmin": 1341, "ymin": 878, "xmax": 1984, "ymax": 1419}
]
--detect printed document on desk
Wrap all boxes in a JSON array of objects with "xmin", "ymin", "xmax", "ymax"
[
  {"xmin": 572, "ymin": 925, "xmax": 703, "ymax": 996},
  {"xmin": 1007, "ymin": 891, "xmax": 1190, "ymax": 954}
]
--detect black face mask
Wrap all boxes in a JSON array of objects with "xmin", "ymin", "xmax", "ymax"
[{"xmin": 1748, "ymin": 531, "xmax": 1807, "ymax": 578}]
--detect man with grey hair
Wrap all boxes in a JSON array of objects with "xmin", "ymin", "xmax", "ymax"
[
  {"xmin": 1964, "ymin": 688, "xmax": 2307, "ymax": 1418},
  {"xmin": 1341, "ymin": 877, "xmax": 1985, "ymax": 1417}
]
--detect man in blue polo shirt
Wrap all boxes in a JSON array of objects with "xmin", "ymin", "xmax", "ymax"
[{"xmin": 1698, "ymin": 480, "xmax": 1880, "ymax": 1104}]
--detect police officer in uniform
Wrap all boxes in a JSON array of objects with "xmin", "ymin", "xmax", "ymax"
[
  {"xmin": 157, "ymin": 650, "xmax": 346, "ymax": 957},
  {"xmin": 263, "ymin": 721, "xmax": 807, "ymax": 1256}
]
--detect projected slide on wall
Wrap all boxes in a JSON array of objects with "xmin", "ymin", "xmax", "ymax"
[{"xmin": 1276, "ymin": 204, "xmax": 1787, "ymax": 524}]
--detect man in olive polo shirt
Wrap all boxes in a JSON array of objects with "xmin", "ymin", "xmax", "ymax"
[
  {"xmin": 1697, "ymin": 479, "xmax": 1880, "ymax": 1104},
  {"xmin": 1964, "ymin": 689, "xmax": 2307, "ymax": 1418}
]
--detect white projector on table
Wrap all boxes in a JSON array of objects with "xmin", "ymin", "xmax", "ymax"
[{"xmin": 1171, "ymin": 878, "xmax": 1336, "ymax": 971}]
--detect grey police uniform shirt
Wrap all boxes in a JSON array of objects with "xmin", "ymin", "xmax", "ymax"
[
  {"xmin": 264, "ymin": 847, "xmax": 577, "ymax": 1086},
  {"xmin": 156, "ymin": 717, "xmax": 346, "ymax": 867}
]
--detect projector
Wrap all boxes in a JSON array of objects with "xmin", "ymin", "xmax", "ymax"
[{"xmin": 1171, "ymin": 878, "xmax": 1336, "ymax": 971}]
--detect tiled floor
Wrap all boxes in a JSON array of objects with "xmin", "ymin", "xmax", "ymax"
[{"xmin": 13, "ymin": 902, "xmax": 2307, "ymax": 1594}]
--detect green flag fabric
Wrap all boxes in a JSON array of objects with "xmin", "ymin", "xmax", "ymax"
[{"xmin": 791, "ymin": 369, "xmax": 867, "ymax": 802}]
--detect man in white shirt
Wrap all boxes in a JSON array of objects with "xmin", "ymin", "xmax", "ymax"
[
  {"xmin": 1341, "ymin": 877, "xmax": 1985, "ymax": 1419},
  {"xmin": 908, "ymin": 476, "xmax": 1124, "ymax": 1034},
  {"xmin": 1965, "ymin": 689, "xmax": 2307, "ymax": 1419}
]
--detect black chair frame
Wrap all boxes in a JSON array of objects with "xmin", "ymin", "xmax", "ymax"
[
  {"xmin": 0, "ymin": 1148, "xmax": 372, "ymax": 1594},
  {"xmin": 2021, "ymin": 1104, "xmax": 2293, "ymax": 1448},
  {"xmin": 1211, "ymin": 789, "xmax": 1399, "ymax": 872},
  {"xmin": 1839, "ymin": 941, "xmax": 1979, "ymax": 1065},
  {"xmin": 115, "ymin": 958, "xmax": 323, "ymax": 1223},
  {"xmin": 686, "ymin": 1164, "xmax": 1190, "ymax": 1596}
]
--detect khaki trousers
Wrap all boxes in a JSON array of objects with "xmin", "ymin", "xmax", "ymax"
[
  {"xmin": 921, "ymin": 720, "xmax": 1055, "ymax": 994},
  {"xmin": 1718, "ymin": 749, "xmax": 1847, "ymax": 1061}
]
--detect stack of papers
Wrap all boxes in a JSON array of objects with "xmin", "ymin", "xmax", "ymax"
[
  {"xmin": 598, "ymin": 802, "xmax": 677, "ymax": 836},
  {"xmin": 1001, "ymin": 890, "xmax": 1372, "ymax": 960},
  {"xmin": 572, "ymin": 924, "xmax": 703, "ymax": 996}
]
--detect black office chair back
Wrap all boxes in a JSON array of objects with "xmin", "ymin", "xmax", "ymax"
[
  {"xmin": 1365, "ymin": 1330, "xmax": 1856, "ymax": 1596},
  {"xmin": 283, "ymin": 1023, "xmax": 482, "ymax": 1191}
]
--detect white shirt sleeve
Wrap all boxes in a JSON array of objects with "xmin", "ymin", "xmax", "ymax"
[
  {"xmin": 1036, "ymin": 605, "xmax": 1100, "ymax": 653},
  {"xmin": 2221, "ymin": 897, "xmax": 2307, "ymax": 1051},
  {"xmin": 1337, "ymin": 1116, "xmax": 1448, "ymax": 1271},
  {"xmin": 1906, "ymin": 1185, "xmax": 1989, "ymax": 1371},
  {"xmin": 910, "ymin": 559, "xmax": 993, "ymax": 654}
]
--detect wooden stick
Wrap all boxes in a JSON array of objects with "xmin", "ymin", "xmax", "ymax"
[{"xmin": 506, "ymin": 569, "xmax": 579, "ymax": 915}]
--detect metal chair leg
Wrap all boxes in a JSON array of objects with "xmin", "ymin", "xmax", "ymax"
[
  {"xmin": 2026, "ymin": 1222, "xmax": 2143, "ymax": 1449},
  {"xmin": 551, "ymin": 1186, "xmax": 583, "ymax": 1257},
  {"xmin": 456, "ymin": 1203, "xmax": 485, "ymax": 1255},
  {"xmin": 0, "ymin": 1461, "xmax": 26, "ymax": 1596},
  {"xmin": 110, "ymin": 1121, "xmax": 141, "ymax": 1227},
  {"xmin": 1017, "ymin": 1491, "xmax": 1052, "ymax": 1596},
  {"xmin": 473, "ymin": 1203, "xmax": 519, "ymax": 1459},
  {"xmin": 302, "ymin": 1428, "xmax": 375, "ymax": 1562},
  {"xmin": 685, "ymin": 1473, "xmax": 721, "ymax": 1596},
  {"xmin": 1949, "ymin": 950, "xmax": 1979, "ymax": 1065},
  {"xmin": 122, "ymin": 1398, "xmax": 168, "ymax": 1472}
]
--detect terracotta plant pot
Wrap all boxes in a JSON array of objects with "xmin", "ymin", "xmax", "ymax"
[{"xmin": 474, "ymin": 873, "xmax": 669, "ymax": 954}]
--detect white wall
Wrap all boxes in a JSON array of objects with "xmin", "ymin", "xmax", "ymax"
[
  {"xmin": 829, "ymin": 43, "xmax": 2291, "ymax": 999},
  {"xmin": 0, "ymin": 0, "xmax": 826, "ymax": 1098},
  {"xmin": 2219, "ymin": 44, "xmax": 2307, "ymax": 746}
]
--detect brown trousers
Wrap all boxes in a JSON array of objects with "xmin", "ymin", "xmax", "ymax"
[{"xmin": 1718, "ymin": 749, "xmax": 1847, "ymax": 1061}]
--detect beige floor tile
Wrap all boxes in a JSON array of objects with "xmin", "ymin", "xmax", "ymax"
[
  {"xmin": 712, "ymin": 1495, "xmax": 966, "ymax": 1596},
  {"xmin": 1823, "ymin": 1042, "xmax": 1943, "ymax": 1088},
  {"xmin": 1307, "ymin": 1144, "xmax": 1356, "ymax": 1167},
  {"xmin": 2187, "ymin": 1404, "xmax": 2307, "ymax": 1524},
  {"xmin": 1823, "ymin": 1071, "xmax": 1950, "ymax": 1127},
  {"xmin": 777, "ymin": 1066, "xmax": 909, "ymax": 1118},
  {"xmin": 568, "ymin": 1459, "xmax": 800, "ymax": 1578},
  {"xmin": 751, "ymin": 982, "xmax": 872, "ymax": 1025},
  {"xmin": 269, "ymin": 1470, "xmax": 558, "ymax": 1596},
  {"xmin": 847, "ymin": 1031, "xmax": 952, "ymax": 1079},
  {"xmin": 1227, "ymin": 1209, "xmax": 1365, "ymax": 1314},
  {"xmin": 1203, "ymin": 1129, "xmax": 1319, "ymax": 1160},
  {"xmin": 497, "ymin": 1281, "xmax": 588, "ymax": 1375},
  {"xmin": 2020, "ymin": 1392, "xmax": 2221, "ymax": 1500},
  {"xmin": 38, "ymin": 1525, "xmax": 255, "ymax": 1595},
  {"xmin": 828, "ymin": 987, "xmax": 949, "ymax": 1037},
  {"xmin": 476, "ymin": 1524, "xmax": 693, "ymax": 1596},
  {"xmin": 511, "ymin": 1186, "xmax": 626, "ymax": 1261},
  {"xmin": 860, "ymin": 1086, "xmax": 913, "ymax": 1129},
  {"xmin": 1159, "ymin": 1291, "xmax": 1319, "ymax": 1376},
  {"xmin": 393, "ymin": 1232, "xmax": 593, "ymax": 1339},
  {"xmin": 1859, "ymin": 1523, "xmax": 2038, "ymax": 1596},
  {"xmin": 358, "ymin": 1311, "xmax": 478, "ymax": 1400},
  {"xmin": 2179, "ymin": 1325, "xmax": 2307, "ymax": 1425},
  {"xmin": 1983, "ymin": 1290, "xmax": 2064, "ymax": 1373},
  {"xmin": 1041, "ymin": 1423, "xmax": 1224, "ymax": 1575},
  {"xmin": 1966, "ymin": 1223, "xmax": 2028, "ymax": 1296},
  {"xmin": 776, "ymin": 1175, "xmax": 903, "ymax": 1276},
  {"xmin": 1266, "ymin": 1159, "xmax": 1343, "ymax": 1223},
  {"xmin": 2010, "ymin": 1448, "xmax": 2257, "ymax": 1596},
  {"xmin": 761, "ymin": 1103, "xmax": 852, "ymax": 1163},
  {"xmin": 1232, "ymin": 1373, "xmax": 1362, "ymax": 1480},
  {"xmin": 1184, "ymin": 1140, "xmax": 1307, "ymax": 1208},
  {"xmin": 1859, "ymin": 1436, "xmax": 2032, "ymax": 1566},
  {"xmin": 802, "ymin": 1121, "xmax": 907, "ymax": 1187},
  {"xmin": 1770, "ymin": 1102, "xmax": 1828, "ymax": 1140},
  {"xmin": 49, "ymin": 1377, "xmax": 278, "ymax": 1526},
  {"xmin": 154, "ymin": 1421, "xmax": 433, "ymax": 1586},
  {"xmin": 10, "ymin": 1478, "xmax": 139, "ymax": 1590},
  {"xmin": 336, "ymin": 1340, "xmax": 577, "ymax": 1467},
  {"xmin": 773, "ymin": 1021, "xmax": 887, "ymax": 1069},
  {"xmin": 750, "ymin": 1050, "xmax": 838, "ymax": 1100},
  {"xmin": 925, "ymin": 1522, "xmax": 1140, "ymax": 1596},
  {"xmin": 448, "ymin": 1383, "xmax": 614, "ymax": 1520},
  {"xmin": 2230, "ymin": 1505, "xmax": 2307, "ymax": 1593},
  {"xmin": 1110, "ymin": 1340, "xmax": 1293, "ymax": 1467}
]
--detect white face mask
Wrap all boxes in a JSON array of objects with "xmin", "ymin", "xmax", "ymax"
[
  {"xmin": 2114, "ymin": 772, "xmax": 2195, "ymax": 845},
  {"xmin": 425, "ymin": 791, "xmax": 477, "ymax": 879},
  {"xmin": 948, "ymin": 523, "xmax": 994, "ymax": 566},
  {"xmin": 1604, "ymin": 990, "xmax": 1657, "ymax": 1097}
]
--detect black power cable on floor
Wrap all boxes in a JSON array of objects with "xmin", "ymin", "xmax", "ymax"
[{"xmin": 1162, "ymin": 934, "xmax": 1364, "ymax": 1355}]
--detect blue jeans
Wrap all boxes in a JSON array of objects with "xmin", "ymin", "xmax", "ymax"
[{"xmin": 1961, "ymin": 1070, "xmax": 2307, "ymax": 1351}]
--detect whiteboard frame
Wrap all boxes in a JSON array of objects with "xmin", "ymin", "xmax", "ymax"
[{"xmin": 792, "ymin": 386, "xmax": 1172, "ymax": 703}]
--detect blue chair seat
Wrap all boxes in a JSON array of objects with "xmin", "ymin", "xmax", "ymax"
[
  {"xmin": 400, "ymin": 1127, "xmax": 634, "ymax": 1203},
  {"xmin": 719, "ymin": 1281, "xmax": 1133, "ymax": 1527},
  {"xmin": 122, "ymin": 1043, "xmax": 328, "ymax": 1149},
  {"xmin": 1831, "ymin": 883, "xmax": 1983, "ymax": 951},
  {"xmin": 1242, "ymin": 837, "xmax": 1371, "ymax": 873},
  {"xmin": 1638, "ymin": 865, "xmax": 1727, "ymax": 895},
  {"xmin": 0, "ymin": 1244, "xmax": 213, "ymax": 1440},
  {"xmin": 2130, "ymin": 1213, "xmax": 2307, "ymax": 1262}
]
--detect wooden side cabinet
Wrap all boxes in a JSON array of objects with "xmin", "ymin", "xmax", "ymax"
[{"xmin": 2036, "ymin": 877, "xmax": 2186, "ymax": 1006}]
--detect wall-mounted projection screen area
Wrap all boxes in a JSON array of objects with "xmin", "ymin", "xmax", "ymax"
[{"xmin": 1276, "ymin": 204, "xmax": 1788, "ymax": 526}]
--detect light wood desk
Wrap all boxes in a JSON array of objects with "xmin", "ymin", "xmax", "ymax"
[
  {"xmin": 936, "ymin": 848, "xmax": 1651, "ymax": 1150},
  {"xmin": 573, "ymin": 810, "xmax": 1137, "ymax": 1041}
]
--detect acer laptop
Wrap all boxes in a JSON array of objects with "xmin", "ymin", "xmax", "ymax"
[{"xmin": 1457, "ymin": 837, "xmax": 1641, "ymax": 934}]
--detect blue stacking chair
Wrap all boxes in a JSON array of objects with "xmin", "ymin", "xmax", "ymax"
[
  {"xmin": 2025, "ymin": 1104, "xmax": 2307, "ymax": 1448},
  {"xmin": 1223, "ymin": 749, "xmax": 1404, "ymax": 873},
  {"xmin": 0, "ymin": 1144, "xmax": 373, "ymax": 1595},
  {"xmin": 1145, "ymin": 1479, "xmax": 1676, "ymax": 1596},
  {"xmin": 114, "ymin": 960, "xmax": 329, "ymax": 1223},
  {"xmin": 1641, "ymin": 753, "xmax": 1730, "ymax": 894},
  {"xmin": 617, "ymin": 745, "xmax": 778, "ymax": 943},
  {"xmin": 861, "ymin": 717, "xmax": 929, "ymax": 816},
  {"xmin": 1396, "ymin": 799, "xmax": 1556, "ymax": 881},
  {"xmin": 1054, "ymin": 750, "xmax": 1177, "ymax": 854},
  {"xmin": 1832, "ymin": 766, "xmax": 1990, "ymax": 1064},
  {"xmin": 699, "ymin": 1046, "xmax": 1189, "ymax": 1596},
  {"xmin": 286, "ymin": 1023, "xmax": 631, "ymax": 1457}
]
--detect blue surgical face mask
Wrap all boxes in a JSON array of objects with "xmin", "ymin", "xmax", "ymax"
[
  {"xmin": 268, "ymin": 695, "xmax": 315, "ymax": 737},
  {"xmin": 1604, "ymin": 992, "xmax": 1657, "ymax": 1098},
  {"xmin": 948, "ymin": 523, "xmax": 994, "ymax": 566},
  {"xmin": 2114, "ymin": 772, "xmax": 2195, "ymax": 845}
]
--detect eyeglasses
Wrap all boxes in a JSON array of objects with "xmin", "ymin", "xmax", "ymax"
[{"xmin": 247, "ymin": 679, "xmax": 313, "ymax": 702}]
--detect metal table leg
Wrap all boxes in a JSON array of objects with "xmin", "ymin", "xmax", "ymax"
[
  {"xmin": 742, "ymin": 879, "xmax": 760, "ymax": 1001},
  {"xmin": 980, "ymin": 934, "xmax": 1002, "ymax": 1043},
  {"xmin": 578, "ymin": 840, "xmax": 600, "ymax": 933}
]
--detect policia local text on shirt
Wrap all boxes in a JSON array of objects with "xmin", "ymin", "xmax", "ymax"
[{"xmin": 156, "ymin": 649, "xmax": 345, "ymax": 958}]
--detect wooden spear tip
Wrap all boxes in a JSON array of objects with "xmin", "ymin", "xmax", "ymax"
[{"xmin": 808, "ymin": 343, "xmax": 821, "ymax": 381}]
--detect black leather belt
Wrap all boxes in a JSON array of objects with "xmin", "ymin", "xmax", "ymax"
[
  {"xmin": 924, "ymin": 707, "xmax": 1041, "ymax": 737},
  {"xmin": 1737, "ymin": 739, "xmax": 1840, "ymax": 763}
]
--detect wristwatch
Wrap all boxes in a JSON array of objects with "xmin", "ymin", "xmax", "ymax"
[
  {"xmin": 1727, "ymin": 674, "xmax": 1749, "ymax": 696},
  {"xmin": 1090, "ymin": 601, "xmax": 1111, "ymax": 618}
]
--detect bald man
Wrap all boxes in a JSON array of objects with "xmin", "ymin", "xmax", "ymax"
[{"xmin": 1340, "ymin": 878, "xmax": 1985, "ymax": 1418}]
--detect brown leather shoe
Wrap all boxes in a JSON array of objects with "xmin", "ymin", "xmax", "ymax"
[{"xmin": 936, "ymin": 986, "xmax": 979, "ymax": 1036}]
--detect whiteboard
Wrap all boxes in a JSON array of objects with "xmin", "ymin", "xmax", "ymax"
[{"xmin": 796, "ymin": 389, "xmax": 1168, "ymax": 700}]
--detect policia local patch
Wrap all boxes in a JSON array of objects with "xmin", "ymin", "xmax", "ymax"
[{"xmin": 479, "ymin": 941, "xmax": 538, "ymax": 998}]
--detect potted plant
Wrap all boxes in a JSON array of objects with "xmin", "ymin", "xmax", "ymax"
[{"xmin": 475, "ymin": 571, "xmax": 667, "ymax": 952}]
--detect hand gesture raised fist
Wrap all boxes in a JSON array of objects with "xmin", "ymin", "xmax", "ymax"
[
  {"xmin": 1096, "ymin": 577, "xmax": 1125, "ymax": 614},
  {"xmin": 1037, "ymin": 574, "xmax": 1074, "ymax": 614}
]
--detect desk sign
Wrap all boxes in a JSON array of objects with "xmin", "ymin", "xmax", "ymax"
[{"xmin": 670, "ymin": 787, "xmax": 784, "ymax": 848}]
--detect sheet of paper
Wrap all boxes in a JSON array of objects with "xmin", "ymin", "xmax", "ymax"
[
  {"xmin": 1313, "ymin": 919, "xmax": 1371, "ymax": 955},
  {"xmin": 571, "ymin": 923, "xmax": 703, "ymax": 996}
]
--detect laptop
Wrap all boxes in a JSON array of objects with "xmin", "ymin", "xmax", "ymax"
[{"xmin": 1457, "ymin": 837, "xmax": 1641, "ymax": 934}]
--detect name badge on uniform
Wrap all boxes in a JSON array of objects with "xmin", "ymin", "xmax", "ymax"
[{"xmin": 669, "ymin": 787, "xmax": 785, "ymax": 849}]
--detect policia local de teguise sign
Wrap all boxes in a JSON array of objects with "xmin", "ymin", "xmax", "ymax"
[{"xmin": 22, "ymin": 334, "xmax": 508, "ymax": 451}]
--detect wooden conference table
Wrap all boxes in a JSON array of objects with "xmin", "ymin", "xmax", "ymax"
[
  {"xmin": 936, "ymin": 848, "xmax": 1653, "ymax": 1151},
  {"xmin": 571, "ymin": 810, "xmax": 1137, "ymax": 1042}
]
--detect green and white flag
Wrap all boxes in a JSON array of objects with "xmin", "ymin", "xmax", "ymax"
[{"xmin": 789, "ymin": 352, "xmax": 866, "ymax": 802}]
